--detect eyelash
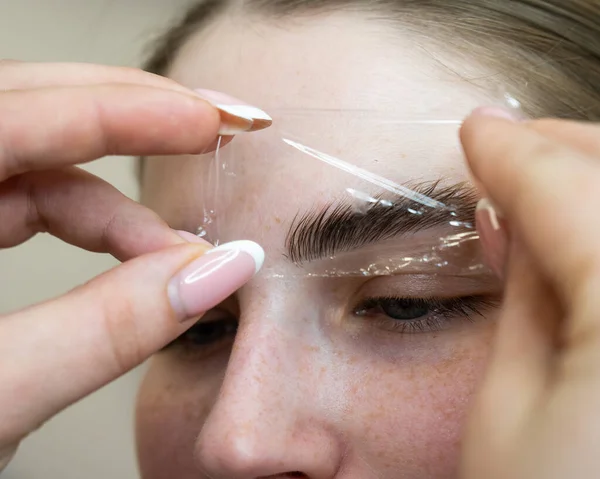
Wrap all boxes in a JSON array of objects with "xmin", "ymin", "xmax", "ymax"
[
  {"xmin": 353, "ymin": 295, "xmax": 498, "ymax": 334},
  {"xmin": 162, "ymin": 295, "xmax": 498, "ymax": 356},
  {"xmin": 161, "ymin": 312, "xmax": 237, "ymax": 358}
]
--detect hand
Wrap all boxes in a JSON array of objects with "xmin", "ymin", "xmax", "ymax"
[
  {"xmin": 0, "ymin": 61, "xmax": 264, "ymax": 471},
  {"xmin": 460, "ymin": 110, "xmax": 600, "ymax": 479}
]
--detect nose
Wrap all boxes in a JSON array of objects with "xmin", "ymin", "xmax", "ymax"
[{"xmin": 194, "ymin": 317, "xmax": 343, "ymax": 478}]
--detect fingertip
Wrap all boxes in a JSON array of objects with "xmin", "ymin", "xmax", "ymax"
[
  {"xmin": 460, "ymin": 108, "xmax": 517, "ymax": 175},
  {"xmin": 193, "ymin": 88, "xmax": 273, "ymax": 135},
  {"xmin": 146, "ymin": 88, "xmax": 222, "ymax": 155},
  {"xmin": 181, "ymin": 93, "xmax": 223, "ymax": 153},
  {"xmin": 193, "ymin": 134, "xmax": 235, "ymax": 155},
  {"xmin": 204, "ymin": 239, "xmax": 265, "ymax": 274},
  {"xmin": 461, "ymin": 106, "xmax": 521, "ymax": 145},
  {"xmin": 174, "ymin": 229, "xmax": 213, "ymax": 247},
  {"xmin": 168, "ymin": 239, "xmax": 263, "ymax": 322},
  {"xmin": 469, "ymin": 106, "xmax": 521, "ymax": 122}
]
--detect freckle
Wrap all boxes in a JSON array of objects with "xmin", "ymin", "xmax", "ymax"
[
  {"xmin": 401, "ymin": 153, "xmax": 407, "ymax": 159},
  {"xmin": 345, "ymin": 355, "xmax": 359, "ymax": 365},
  {"xmin": 275, "ymin": 216, "xmax": 282, "ymax": 223}
]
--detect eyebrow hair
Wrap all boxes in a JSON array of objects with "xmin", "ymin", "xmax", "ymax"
[{"xmin": 285, "ymin": 181, "xmax": 478, "ymax": 264}]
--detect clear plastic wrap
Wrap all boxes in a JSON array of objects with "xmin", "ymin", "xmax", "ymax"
[{"xmin": 196, "ymin": 97, "xmax": 521, "ymax": 279}]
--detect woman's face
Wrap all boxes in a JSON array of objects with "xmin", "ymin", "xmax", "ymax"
[{"xmin": 138, "ymin": 12, "xmax": 502, "ymax": 479}]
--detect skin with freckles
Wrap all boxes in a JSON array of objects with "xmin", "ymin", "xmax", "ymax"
[{"xmin": 138, "ymin": 11, "xmax": 503, "ymax": 479}]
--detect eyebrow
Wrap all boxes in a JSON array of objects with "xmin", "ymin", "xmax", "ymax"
[{"xmin": 285, "ymin": 181, "xmax": 478, "ymax": 264}]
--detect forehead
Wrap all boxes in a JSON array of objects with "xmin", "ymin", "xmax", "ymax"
[
  {"xmin": 167, "ymin": 11, "xmax": 494, "ymax": 112},
  {"xmin": 145, "ymin": 12, "xmax": 494, "ymax": 251}
]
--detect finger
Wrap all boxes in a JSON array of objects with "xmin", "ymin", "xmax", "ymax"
[
  {"xmin": 461, "ymin": 113, "xmax": 600, "ymax": 313},
  {"xmin": 0, "ymin": 240, "xmax": 263, "ymax": 446},
  {"xmin": 0, "ymin": 60, "xmax": 195, "ymax": 93},
  {"xmin": 463, "ymin": 238, "xmax": 560, "ymax": 477},
  {"xmin": 0, "ymin": 445, "xmax": 16, "ymax": 473},
  {"xmin": 0, "ymin": 61, "xmax": 272, "ymax": 139},
  {"xmin": 481, "ymin": 238, "xmax": 559, "ymax": 424},
  {"xmin": 0, "ymin": 84, "xmax": 221, "ymax": 180},
  {"xmin": 528, "ymin": 119, "xmax": 600, "ymax": 158},
  {"xmin": 0, "ymin": 168, "xmax": 195, "ymax": 261}
]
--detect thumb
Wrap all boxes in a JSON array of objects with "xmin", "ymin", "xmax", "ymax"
[{"xmin": 0, "ymin": 240, "xmax": 263, "ymax": 448}]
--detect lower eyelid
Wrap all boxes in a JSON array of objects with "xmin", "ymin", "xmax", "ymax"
[
  {"xmin": 370, "ymin": 315, "xmax": 455, "ymax": 334},
  {"xmin": 355, "ymin": 296, "xmax": 499, "ymax": 334}
]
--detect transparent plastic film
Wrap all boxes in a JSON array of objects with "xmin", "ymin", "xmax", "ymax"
[{"xmin": 197, "ymin": 98, "xmax": 521, "ymax": 279}]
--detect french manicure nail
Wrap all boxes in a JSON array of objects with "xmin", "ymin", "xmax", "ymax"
[
  {"xmin": 168, "ymin": 240, "xmax": 265, "ymax": 322},
  {"xmin": 194, "ymin": 88, "xmax": 272, "ymax": 135},
  {"xmin": 470, "ymin": 106, "xmax": 520, "ymax": 122},
  {"xmin": 476, "ymin": 198, "xmax": 508, "ymax": 279}
]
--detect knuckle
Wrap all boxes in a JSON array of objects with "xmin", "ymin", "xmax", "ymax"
[
  {"xmin": 100, "ymin": 201, "xmax": 132, "ymax": 259},
  {"xmin": 98, "ymin": 290, "xmax": 145, "ymax": 373}
]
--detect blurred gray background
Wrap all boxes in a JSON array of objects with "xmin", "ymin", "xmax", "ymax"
[{"xmin": 0, "ymin": 1, "xmax": 195, "ymax": 477}]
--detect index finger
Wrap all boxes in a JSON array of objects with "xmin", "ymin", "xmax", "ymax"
[
  {"xmin": 0, "ymin": 61, "xmax": 194, "ymax": 93},
  {"xmin": 529, "ymin": 118, "xmax": 600, "ymax": 158},
  {"xmin": 0, "ymin": 84, "xmax": 221, "ymax": 180},
  {"xmin": 461, "ymin": 112, "xmax": 600, "ymax": 310}
]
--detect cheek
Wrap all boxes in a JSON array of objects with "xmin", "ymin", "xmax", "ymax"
[
  {"xmin": 343, "ymin": 332, "xmax": 493, "ymax": 478},
  {"xmin": 135, "ymin": 323, "xmax": 494, "ymax": 478},
  {"xmin": 135, "ymin": 357, "xmax": 224, "ymax": 479}
]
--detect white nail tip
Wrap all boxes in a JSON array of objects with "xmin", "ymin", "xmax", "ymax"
[
  {"xmin": 218, "ymin": 104, "xmax": 272, "ymax": 122},
  {"xmin": 476, "ymin": 198, "xmax": 502, "ymax": 231},
  {"xmin": 205, "ymin": 240, "xmax": 265, "ymax": 274},
  {"xmin": 218, "ymin": 127, "xmax": 240, "ymax": 135}
]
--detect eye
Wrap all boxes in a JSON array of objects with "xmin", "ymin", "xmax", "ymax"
[
  {"xmin": 161, "ymin": 309, "xmax": 238, "ymax": 357},
  {"xmin": 360, "ymin": 297, "xmax": 430, "ymax": 320},
  {"xmin": 354, "ymin": 295, "xmax": 498, "ymax": 334},
  {"xmin": 183, "ymin": 317, "xmax": 238, "ymax": 345}
]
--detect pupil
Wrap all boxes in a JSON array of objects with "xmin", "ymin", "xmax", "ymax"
[
  {"xmin": 185, "ymin": 319, "xmax": 237, "ymax": 345},
  {"xmin": 380, "ymin": 298, "xmax": 429, "ymax": 320}
]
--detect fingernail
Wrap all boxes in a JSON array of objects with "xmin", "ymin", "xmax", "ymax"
[
  {"xmin": 168, "ymin": 240, "xmax": 265, "ymax": 322},
  {"xmin": 194, "ymin": 89, "xmax": 272, "ymax": 135},
  {"xmin": 470, "ymin": 106, "xmax": 520, "ymax": 122},
  {"xmin": 174, "ymin": 229, "xmax": 211, "ymax": 245},
  {"xmin": 476, "ymin": 198, "xmax": 508, "ymax": 279}
]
